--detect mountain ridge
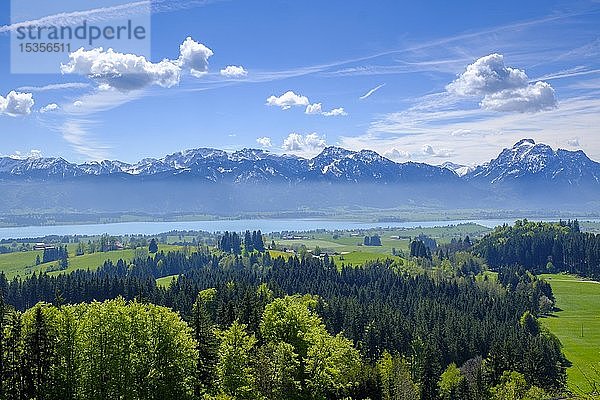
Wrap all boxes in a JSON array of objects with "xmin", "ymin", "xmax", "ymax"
[{"xmin": 0, "ymin": 140, "xmax": 598, "ymax": 187}]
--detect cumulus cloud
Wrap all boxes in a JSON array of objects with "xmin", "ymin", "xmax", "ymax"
[
  {"xmin": 384, "ymin": 148, "xmax": 410, "ymax": 160},
  {"xmin": 178, "ymin": 37, "xmax": 214, "ymax": 77},
  {"xmin": 322, "ymin": 107, "xmax": 348, "ymax": 116},
  {"xmin": 220, "ymin": 65, "xmax": 248, "ymax": 78},
  {"xmin": 267, "ymin": 91, "xmax": 347, "ymax": 116},
  {"xmin": 421, "ymin": 144, "xmax": 453, "ymax": 158},
  {"xmin": 282, "ymin": 132, "xmax": 326, "ymax": 153},
  {"xmin": 9, "ymin": 149, "xmax": 42, "ymax": 159},
  {"xmin": 40, "ymin": 103, "xmax": 59, "ymax": 113},
  {"xmin": 256, "ymin": 136, "xmax": 273, "ymax": 148},
  {"xmin": 479, "ymin": 81, "xmax": 557, "ymax": 112},
  {"xmin": 305, "ymin": 103, "xmax": 347, "ymax": 116},
  {"xmin": 447, "ymin": 53, "xmax": 557, "ymax": 113},
  {"xmin": 0, "ymin": 91, "xmax": 34, "ymax": 116},
  {"xmin": 447, "ymin": 54, "xmax": 527, "ymax": 96},
  {"xmin": 305, "ymin": 103, "xmax": 322, "ymax": 115},
  {"xmin": 266, "ymin": 91, "xmax": 310, "ymax": 110},
  {"xmin": 61, "ymin": 37, "xmax": 213, "ymax": 91}
]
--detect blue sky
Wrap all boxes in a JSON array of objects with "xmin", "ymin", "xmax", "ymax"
[{"xmin": 0, "ymin": 0, "xmax": 599, "ymax": 165}]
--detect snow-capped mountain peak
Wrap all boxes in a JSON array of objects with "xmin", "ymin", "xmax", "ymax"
[{"xmin": 466, "ymin": 140, "xmax": 600, "ymax": 185}]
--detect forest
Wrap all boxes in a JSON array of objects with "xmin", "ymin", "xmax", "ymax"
[
  {"xmin": 0, "ymin": 225, "xmax": 571, "ymax": 400},
  {"xmin": 473, "ymin": 219, "xmax": 600, "ymax": 279}
]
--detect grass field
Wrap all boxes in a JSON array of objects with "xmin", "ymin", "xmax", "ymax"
[
  {"xmin": 156, "ymin": 274, "xmax": 179, "ymax": 288},
  {"xmin": 272, "ymin": 223, "xmax": 489, "ymax": 256},
  {"xmin": 0, "ymin": 250, "xmax": 44, "ymax": 279},
  {"xmin": 0, "ymin": 244, "xmax": 182, "ymax": 279},
  {"xmin": 540, "ymin": 274, "xmax": 600, "ymax": 396},
  {"xmin": 332, "ymin": 251, "xmax": 398, "ymax": 266}
]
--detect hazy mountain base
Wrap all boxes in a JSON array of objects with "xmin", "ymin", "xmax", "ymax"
[{"xmin": 1, "ymin": 178, "xmax": 599, "ymax": 223}]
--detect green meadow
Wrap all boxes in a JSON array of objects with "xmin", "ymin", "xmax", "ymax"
[
  {"xmin": 156, "ymin": 274, "xmax": 179, "ymax": 288},
  {"xmin": 0, "ymin": 244, "xmax": 182, "ymax": 280},
  {"xmin": 540, "ymin": 274, "xmax": 600, "ymax": 396}
]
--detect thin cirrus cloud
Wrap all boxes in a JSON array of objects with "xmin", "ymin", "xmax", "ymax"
[
  {"xmin": 446, "ymin": 53, "xmax": 557, "ymax": 113},
  {"xmin": 60, "ymin": 37, "xmax": 213, "ymax": 91},
  {"xmin": 0, "ymin": 0, "xmax": 221, "ymax": 34},
  {"xmin": 0, "ymin": 91, "xmax": 35, "ymax": 116},
  {"xmin": 359, "ymin": 83, "xmax": 385, "ymax": 100},
  {"xmin": 17, "ymin": 83, "xmax": 90, "ymax": 92}
]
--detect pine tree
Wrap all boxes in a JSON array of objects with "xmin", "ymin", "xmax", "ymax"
[
  {"xmin": 5, "ymin": 312, "xmax": 24, "ymax": 400},
  {"xmin": 23, "ymin": 305, "xmax": 55, "ymax": 400},
  {"xmin": 148, "ymin": 238, "xmax": 158, "ymax": 254},
  {"xmin": 244, "ymin": 231, "xmax": 254, "ymax": 253},
  {"xmin": 192, "ymin": 291, "xmax": 219, "ymax": 395}
]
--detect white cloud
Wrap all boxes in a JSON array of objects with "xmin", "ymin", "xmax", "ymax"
[
  {"xmin": 73, "ymin": 100, "xmax": 84, "ymax": 107},
  {"xmin": 421, "ymin": 144, "xmax": 435, "ymax": 155},
  {"xmin": 479, "ymin": 81, "xmax": 557, "ymax": 112},
  {"xmin": 178, "ymin": 37, "xmax": 214, "ymax": 77},
  {"xmin": 0, "ymin": 91, "xmax": 34, "ymax": 116},
  {"xmin": 61, "ymin": 47, "xmax": 181, "ymax": 91},
  {"xmin": 566, "ymin": 138, "xmax": 580, "ymax": 147},
  {"xmin": 266, "ymin": 91, "xmax": 310, "ymax": 110},
  {"xmin": 220, "ymin": 65, "xmax": 248, "ymax": 78},
  {"xmin": 61, "ymin": 120, "xmax": 110, "ymax": 160},
  {"xmin": 420, "ymin": 145, "xmax": 452, "ymax": 157},
  {"xmin": 304, "ymin": 133, "xmax": 327, "ymax": 150},
  {"xmin": 9, "ymin": 149, "xmax": 42, "ymax": 159},
  {"xmin": 266, "ymin": 91, "xmax": 346, "ymax": 116},
  {"xmin": 359, "ymin": 83, "xmax": 385, "ymax": 99},
  {"xmin": 322, "ymin": 107, "xmax": 348, "ymax": 116},
  {"xmin": 305, "ymin": 103, "xmax": 347, "ymax": 116},
  {"xmin": 384, "ymin": 148, "xmax": 410, "ymax": 160},
  {"xmin": 282, "ymin": 132, "xmax": 326, "ymax": 155},
  {"xmin": 40, "ymin": 103, "xmax": 59, "ymax": 113},
  {"xmin": 256, "ymin": 136, "xmax": 272, "ymax": 148},
  {"xmin": 305, "ymin": 103, "xmax": 322, "ymax": 115},
  {"xmin": 61, "ymin": 37, "xmax": 213, "ymax": 91},
  {"xmin": 341, "ymin": 94, "xmax": 600, "ymax": 165},
  {"xmin": 282, "ymin": 133, "xmax": 304, "ymax": 151},
  {"xmin": 17, "ymin": 83, "xmax": 90, "ymax": 92},
  {"xmin": 447, "ymin": 54, "xmax": 527, "ymax": 96},
  {"xmin": 447, "ymin": 53, "xmax": 557, "ymax": 113}
]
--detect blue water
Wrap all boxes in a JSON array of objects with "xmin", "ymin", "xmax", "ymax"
[{"xmin": 0, "ymin": 217, "xmax": 595, "ymax": 240}]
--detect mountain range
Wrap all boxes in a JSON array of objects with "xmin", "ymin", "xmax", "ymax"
[
  {"xmin": 0, "ymin": 139, "xmax": 598, "ymax": 215},
  {"xmin": 1, "ymin": 139, "xmax": 598, "ymax": 186}
]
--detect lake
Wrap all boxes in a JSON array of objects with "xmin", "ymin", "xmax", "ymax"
[{"xmin": 0, "ymin": 217, "xmax": 595, "ymax": 240}]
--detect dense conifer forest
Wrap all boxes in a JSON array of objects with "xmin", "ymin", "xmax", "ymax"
[
  {"xmin": 474, "ymin": 219, "xmax": 600, "ymax": 279},
  {"xmin": 0, "ymin": 224, "xmax": 574, "ymax": 399}
]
